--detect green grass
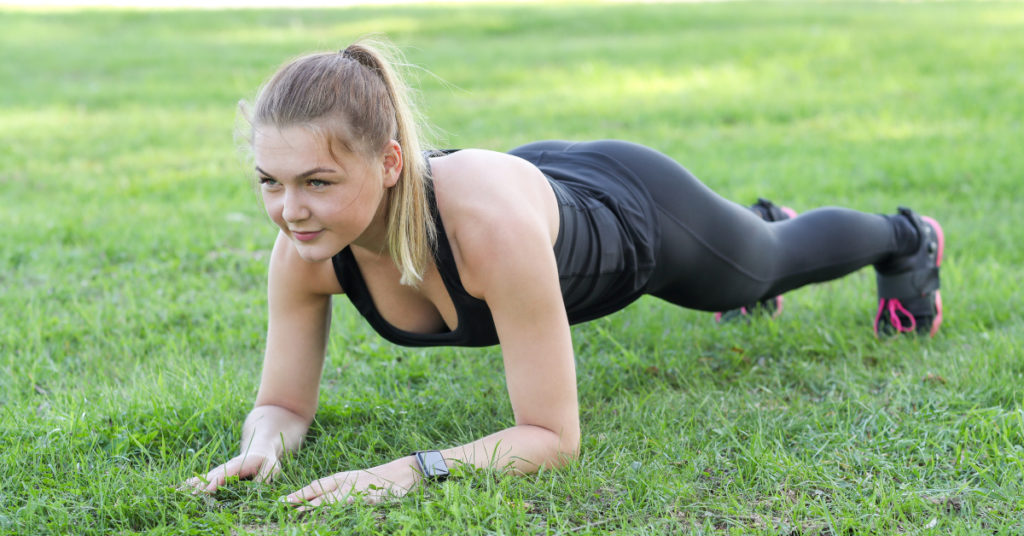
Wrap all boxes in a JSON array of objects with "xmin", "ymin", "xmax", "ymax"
[{"xmin": 2, "ymin": 1, "xmax": 1023, "ymax": 534}]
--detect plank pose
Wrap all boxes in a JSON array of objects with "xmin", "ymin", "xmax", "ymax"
[{"xmin": 186, "ymin": 40, "xmax": 944, "ymax": 507}]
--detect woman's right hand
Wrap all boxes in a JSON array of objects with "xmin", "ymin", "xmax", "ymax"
[
  {"xmin": 183, "ymin": 234, "xmax": 334, "ymax": 495},
  {"xmin": 185, "ymin": 448, "xmax": 282, "ymax": 493}
]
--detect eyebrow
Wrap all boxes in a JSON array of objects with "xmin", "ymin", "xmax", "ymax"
[{"xmin": 255, "ymin": 166, "xmax": 337, "ymax": 180}]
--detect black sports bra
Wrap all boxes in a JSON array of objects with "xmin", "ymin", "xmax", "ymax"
[
  {"xmin": 331, "ymin": 148, "xmax": 659, "ymax": 347},
  {"xmin": 331, "ymin": 180, "xmax": 499, "ymax": 347}
]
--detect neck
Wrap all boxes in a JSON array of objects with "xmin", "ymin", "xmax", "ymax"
[{"xmin": 351, "ymin": 189, "xmax": 392, "ymax": 257}]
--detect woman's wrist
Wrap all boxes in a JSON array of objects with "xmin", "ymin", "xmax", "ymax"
[
  {"xmin": 385, "ymin": 455, "xmax": 425, "ymax": 491},
  {"xmin": 242, "ymin": 405, "xmax": 310, "ymax": 455}
]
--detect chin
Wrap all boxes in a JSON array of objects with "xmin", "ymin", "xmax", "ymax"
[{"xmin": 293, "ymin": 243, "xmax": 339, "ymax": 264}]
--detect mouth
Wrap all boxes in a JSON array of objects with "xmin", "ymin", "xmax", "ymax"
[{"xmin": 291, "ymin": 229, "xmax": 324, "ymax": 242}]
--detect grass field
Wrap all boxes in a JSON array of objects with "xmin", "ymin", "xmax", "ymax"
[{"xmin": 2, "ymin": 1, "xmax": 1023, "ymax": 534}]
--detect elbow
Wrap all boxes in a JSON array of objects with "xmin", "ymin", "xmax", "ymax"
[
  {"xmin": 518, "ymin": 423, "xmax": 580, "ymax": 470},
  {"xmin": 556, "ymin": 446, "xmax": 580, "ymax": 468},
  {"xmin": 561, "ymin": 429, "xmax": 581, "ymax": 460},
  {"xmin": 549, "ymin": 425, "xmax": 581, "ymax": 468}
]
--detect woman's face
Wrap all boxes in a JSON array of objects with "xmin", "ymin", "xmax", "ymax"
[{"xmin": 253, "ymin": 125, "xmax": 400, "ymax": 262}]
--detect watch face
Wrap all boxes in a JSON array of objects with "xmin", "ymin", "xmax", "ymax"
[{"xmin": 417, "ymin": 451, "xmax": 449, "ymax": 479}]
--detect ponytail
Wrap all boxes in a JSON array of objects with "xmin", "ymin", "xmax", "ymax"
[
  {"xmin": 340, "ymin": 41, "xmax": 436, "ymax": 286},
  {"xmin": 249, "ymin": 37, "xmax": 436, "ymax": 286}
]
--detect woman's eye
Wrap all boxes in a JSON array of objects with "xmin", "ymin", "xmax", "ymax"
[
  {"xmin": 308, "ymin": 179, "xmax": 329, "ymax": 188},
  {"xmin": 258, "ymin": 176, "xmax": 278, "ymax": 186}
]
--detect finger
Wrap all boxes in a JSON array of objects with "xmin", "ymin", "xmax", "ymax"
[
  {"xmin": 255, "ymin": 456, "xmax": 281, "ymax": 484},
  {"xmin": 363, "ymin": 491, "xmax": 384, "ymax": 505},
  {"xmin": 296, "ymin": 496, "xmax": 324, "ymax": 512},
  {"xmin": 365, "ymin": 481, "xmax": 404, "ymax": 504},
  {"xmin": 184, "ymin": 474, "xmax": 215, "ymax": 492},
  {"xmin": 189, "ymin": 469, "xmax": 218, "ymax": 494},
  {"xmin": 284, "ymin": 473, "xmax": 351, "ymax": 504},
  {"xmin": 301, "ymin": 494, "xmax": 327, "ymax": 511},
  {"xmin": 282, "ymin": 480, "xmax": 327, "ymax": 504},
  {"xmin": 296, "ymin": 490, "xmax": 354, "ymax": 512},
  {"xmin": 236, "ymin": 452, "xmax": 271, "ymax": 479},
  {"xmin": 182, "ymin": 475, "xmax": 207, "ymax": 493},
  {"xmin": 203, "ymin": 458, "xmax": 243, "ymax": 493}
]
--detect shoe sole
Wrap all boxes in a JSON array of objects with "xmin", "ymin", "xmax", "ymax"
[{"xmin": 921, "ymin": 215, "xmax": 945, "ymax": 337}]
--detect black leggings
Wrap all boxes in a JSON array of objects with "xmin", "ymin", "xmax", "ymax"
[{"xmin": 515, "ymin": 140, "xmax": 903, "ymax": 312}]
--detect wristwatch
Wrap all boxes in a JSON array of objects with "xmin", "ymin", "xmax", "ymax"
[{"xmin": 412, "ymin": 450, "xmax": 450, "ymax": 481}]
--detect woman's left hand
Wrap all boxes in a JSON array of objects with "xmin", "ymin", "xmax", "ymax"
[{"xmin": 280, "ymin": 457, "xmax": 419, "ymax": 509}]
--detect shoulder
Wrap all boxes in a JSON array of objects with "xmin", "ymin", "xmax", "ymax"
[
  {"xmin": 428, "ymin": 149, "xmax": 561, "ymax": 297},
  {"xmin": 429, "ymin": 149, "xmax": 551, "ymax": 209},
  {"xmin": 429, "ymin": 148, "xmax": 557, "ymax": 242},
  {"xmin": 268, "ymin": 231, "xmax": 344, "ymax": 297}
]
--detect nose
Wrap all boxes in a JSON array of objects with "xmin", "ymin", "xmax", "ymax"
[{"xmin": 281, "ymin": 189, "xmax": 310, "ymax": 223}]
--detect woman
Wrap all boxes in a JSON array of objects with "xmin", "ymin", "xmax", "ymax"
[{"xmin": 185, "ymin": 39, "xmax": 944, "ymax": 508}]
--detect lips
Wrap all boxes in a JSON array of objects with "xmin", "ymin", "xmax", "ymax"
[{"xmin": 291, "ymin": 230, "xmax": 323, "ymax": 242}]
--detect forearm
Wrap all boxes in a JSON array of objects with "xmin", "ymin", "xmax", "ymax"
[
  {"xmin": 441, "ymin": 423, "xmax": 579, "ymax": 474},
  {"xmin": 240, "ymin": 404, "xmax": 311, "ymax": 457},
  {"xmin": 376, "ymin": 423, "xmax": 579, "ymax": 489}
]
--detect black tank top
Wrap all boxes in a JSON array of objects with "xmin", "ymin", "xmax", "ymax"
[{"xmin": 331, "ymin": 149, "xmax": 659, "ymax": 347}]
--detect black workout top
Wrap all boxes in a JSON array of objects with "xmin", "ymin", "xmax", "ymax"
[{"xmin": 331, "ymin": 148, "xmax": 660, "ymax": 347}]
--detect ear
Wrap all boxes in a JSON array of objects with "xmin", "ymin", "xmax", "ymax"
[{"xmin": 381, "ymin": 140, "xmax": 402, "ymax": 189}]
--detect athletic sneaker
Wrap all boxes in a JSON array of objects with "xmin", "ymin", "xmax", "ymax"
[
  {"xmin": 714, "ymin": 198, "xmax": 798, "ymax": 323},
  {"xmin": 873, "ymin": 207, "xmax": 944, "ymax": 337}
]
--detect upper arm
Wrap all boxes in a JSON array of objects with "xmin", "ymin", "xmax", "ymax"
[
  {"xmin": 439, "ymin": 152, "xmax": 581, "ymax": 452},
  {"xmin": 254, "ymin": 231, "xmax": 342, "ymax": 422},
  {"xmin": 484, "ymin": 222, "xmax": 581, "ymax": 453}
]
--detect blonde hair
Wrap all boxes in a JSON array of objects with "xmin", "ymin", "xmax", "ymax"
[{"xmin": 248, "ymin": 38, "xmax": 436, "ymax": 286}]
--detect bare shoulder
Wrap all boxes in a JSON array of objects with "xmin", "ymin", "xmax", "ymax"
[
  {"xmin": 428, "ymin": 149, "xmax": 560, "ymax": 296},
  {"xmin": 268, "ymin": 231, "xmax": 344, "ymax": 297},
  {"xmin": 429, "ymin": 148, "xmax": 557, "ymax": 232}
]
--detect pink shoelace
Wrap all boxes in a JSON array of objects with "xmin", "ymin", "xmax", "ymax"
[{"xmin": 874, "ymin": 298, "xmax": 917, "ymax": 335}]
